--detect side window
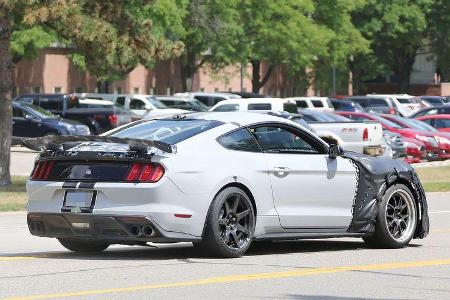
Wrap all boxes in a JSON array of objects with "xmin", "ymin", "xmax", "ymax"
[
  {"xmin": 212, "ymin": 104, "xmax": 239, "ymax": 112},
  {"xmin": 116, "ymin": 97, "xmax": 126, "ymax": 107},
  {"xmin": 211, "ymin": 97, "xmax": 226, "ymax": 106},
  {"xmin": 194, "ymin": 96, "xmax": 210, "ymax": 106},
  {"xmin": 38, "ymin": 96, "xmax": 62, "ymax": 110},
  {"xmin": 296, "ymin": 100, "xmax": 308, "ymax": 108},
  {"xmin": 351, "ymin": 98, "xmax": 369, "ymax": 107},
  {"xmin": 283, "ymin": 103, "xmax": 298, "ymax": 113},
  {"xmin": 12, "ymin": 107, "xmax": 26, "ymax": 118},
  {"xmin": 250, "ymin": 125, "xmax": 325, "ymax": 154},
  {"xmin": 130, "ymin": 99, "xmax": 146, "ymax": 110},
  {"xmin": 435, "ymin": 119, "xmax": 450, "ymax": 128},
  {"xmin": 312, "ymin": 100, "xmax": 324, "ymax": 107},
  {"xmin": 247, "ymin": 103, "xmax": 271, "ymax": 110},
  {"xmin": 369, "ymin": 98, "xmax": 388, "ymax": 107},
  {"xmin": 218, "ymin": 128, "xmax": 261, "ymax": 152}
]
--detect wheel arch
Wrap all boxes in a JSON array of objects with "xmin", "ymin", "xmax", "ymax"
[{"xmin": 215, "ymin": 182, "xmax": 257, "ymax": 217}]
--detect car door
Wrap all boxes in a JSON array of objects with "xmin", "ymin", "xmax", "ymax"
[{"xmin": 249, "ymin": 123, "xmax": 358, "ymax": 229}]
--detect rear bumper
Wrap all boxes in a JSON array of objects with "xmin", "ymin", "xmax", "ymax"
[{"xmin": 27, "ymin": 213, "xmax": 201, "ymax": 243}]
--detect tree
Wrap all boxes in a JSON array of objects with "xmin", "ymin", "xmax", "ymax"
[
  {"xmin": 0, "ymin": 0, "xmax": 184, "ymax": 186},
  {"xmin": 427, "ymin": 0, "xmax": 450, "ymax": 81},
  {"xmin": 237, "ymin": 0, "xmax": 330, "ymax": 93},
  {"xmin": 351, "ymin": 0, "xmax": 432, "ymax": 92},
  {"xmin": 177, "ymin": 0, "xmax": 241, "ymax": 91}
]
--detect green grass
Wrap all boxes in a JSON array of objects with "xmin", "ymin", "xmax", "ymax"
[{"xmin": 0, "ymin": 167, "xmax": 449, "ymax": 212}]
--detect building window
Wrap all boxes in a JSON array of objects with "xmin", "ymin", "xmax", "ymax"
[
  {"xmin": 116, "ymin": 87, "xmax": 122, "ymax": 94},
  {"xmin": 32, "ymin": 86, "xmax": 41, "ymax": 93},
  {"xmin": 166, "ymin": 87, "xmax": 171, "ymax": 95},
  {"xmin": 242, "ymin": 87, "xmax": 247, "ymax": 92},
  {"xmin": 54, "ymin": 87, "xmax": 62, "ymax": 93},
  {"xmin": 133, "ymin": 87, "xmax": 140, "ymax": 94},
  {"xmin": 75, "ymin": 87, "xmax": 83, "ymax": 93},
  {"xmin": 200, "ymin": 87, "xmax": 205, "ymax": 92},
  {"xmin": 228, "ymin": 87, "xmax": 232, "ymax": 92},
  {"xmin": 214, "ymin": 87, "xmax": 219, "ymax": 92}
]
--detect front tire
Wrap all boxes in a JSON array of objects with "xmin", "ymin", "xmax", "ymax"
[
  {"xmin": 200, "ymin": 187, "xmax": 255, "ymax": 257},
  {"xmin": 363, "ymin": 184, "xmax": 417, "ymax": 248},
  {"xmin": 58, "ymin": 238, "xmax": 109, "ymax": 253}
]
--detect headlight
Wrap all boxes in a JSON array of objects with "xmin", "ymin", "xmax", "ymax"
[{"xmin": 59, "ymin": 123, "xmax": 77, "ymax": 134}]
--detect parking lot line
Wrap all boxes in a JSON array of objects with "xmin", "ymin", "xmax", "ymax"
[
  {"xmin": 429, "ymin": 210, "xmax": 450, "ymax": 214},
  {"xmin": 4, "ymin": 258, "xmax": 450, "ymax": 300},
  {"xmin": 0, "ymin": 257, "xmax": 36, "ymax": 261}
]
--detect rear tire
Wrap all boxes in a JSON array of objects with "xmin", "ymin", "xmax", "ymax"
[
  {"xmin": 199, "ymin": 187, "xmax": 255, "ymax": 257},
  {"xmin": 363, "ymin": 184, "xmax": 417, "ymax": 248},
  {"xmin": 58, "ymin": 238, "xmax": 109, "ymax": 253}
]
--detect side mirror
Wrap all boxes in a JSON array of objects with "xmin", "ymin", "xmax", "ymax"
[{"xmin": 328, "ymin": 144, "xmax": 343, "ymax": 159}]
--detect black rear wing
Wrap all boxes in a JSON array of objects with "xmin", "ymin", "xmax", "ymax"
[{"xmin": 21, "ymin": 135, "xmax": 174, "ymax": 154}]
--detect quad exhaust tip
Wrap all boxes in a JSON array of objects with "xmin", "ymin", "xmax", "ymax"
[{"xmin": 129, "ymin": 225, "xmax": 154, "ymax": 237}]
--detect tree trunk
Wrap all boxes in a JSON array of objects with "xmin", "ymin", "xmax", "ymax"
[
  {"xmin": 251, "ymin": 60, "xmax": 274, "ymax": 93},
  {"xmin": 179, "ymin": 47, "xmax": 198, "ymax": 92},
  {"xmin": 395, "ymin": 50, "xmax": 417, "ymax": 93},
  {"xmin": 0, "ymin": 12, "xmax": 13, "ymax": 186}
]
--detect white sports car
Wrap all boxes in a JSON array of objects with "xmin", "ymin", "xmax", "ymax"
[{"xmin": 24, "ymin": 112, "xmax": 429, "ymax": 257}]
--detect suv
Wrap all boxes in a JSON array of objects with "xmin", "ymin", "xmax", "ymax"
[
  {"xmin": 14, "ymin": 94, "xmax": 130, "ymax": 134},
  {"xmin": 369, "ymin": 94, "xmax": 421, "ymax": 117},
  {"xmin": 343, "ymin": 96, "xmax": 397, "ymax": 115},
  {"xmin": 288, "ymin": 97, "xmax": 334, "ymax": 112},
  {"xmin": 209, "ymin": 98, "xmax": 298, "ymax": 113},
  {"xmin": 174, "ymin": 92, "xmax": 241, "ymax": 107}
]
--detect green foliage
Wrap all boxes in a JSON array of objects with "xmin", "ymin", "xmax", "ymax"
[
  {"xmin": 427, "ymin": 0, "xmax": 450, "ymax": 81},
  {"xmin": 10, "ymin": 26, "xmax": 57, "ymax": 63}
]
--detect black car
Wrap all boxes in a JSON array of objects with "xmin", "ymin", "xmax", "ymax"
[
  {"xmin": 410, "ymin": 105, "xmax": 450, "ymax": 118},
  {"xmin": 12, "ymin": 102, "xmax": 90, "ymax": 142},
  {"xmin": 14, "ymin": 94, "xmax": 130, "ymax": 134},
  {"xmin": 330, "ymin": 98, "xmax": 366, "ymax": 112}
]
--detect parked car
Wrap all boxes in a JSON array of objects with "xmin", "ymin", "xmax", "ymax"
[
  {"xmin": 174, "ymin": 92, "xmax": 241, "ymax": 107},
  {"xmin": 369, "ymin": 94, "xmax": 421, "ymax": 117},
  {"xmin": 155, "ymin": 96, "xmax": 209, "ymax": 112},
  {"xmin": 409, "ymin": 105, "xmax": 450, "ymax": 118},
  {"xmin": 221, "ymin": 91, "xmax": 267, "ymax": 98},
  {"xmin": 288, "ymin": 97, "xmax": 334, "ymax": 112},
  {"xmin": 23, "ymin": 112, "xmax": 429, "ymax": 257},
  {"xmin": 209, "ymin": 98, "xmax": 298, "ymax": 113},
  {"xmin": 343, "ymin": 96, "xmax": 397, "ymax": 115},
  {"xmin": 337, "ymin": 112, "xmax": 440, "ymax": 161},
  {"xmin": 14, "ymin": 94, "xmax": 130, "ymax": 134},
  {"xmin": 381, "ymin": 114, "xmax": 450, "ymax": 160},
  {"xmin": 12, "ymin": 101, "xmax": 90, "ymax": 143},
  {"xmin": 113, "ymin": 94, "xmax": 188, "ymax": 120},
  {"xmin": 415, "ymin": 115, "xmax": 450, "ymax": 133},
  {"xmin": 418, "ymin": 96, "xmax": 447, "ymax": 107},
  {"xmin": 330, "ymin": 98, "xmax": 366, "ymax": 112},
  {"xmin": 381, "ymin": 130, "xmax": 407, "ymax": 160}
]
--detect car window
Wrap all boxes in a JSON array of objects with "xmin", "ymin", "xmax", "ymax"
[
  {"xmin": 312, "ymin": 100, "xmax": 324, "ymax": 107},
  {"xmin": 161, "ymin": 100, "xmax": 176, "ymax": 106},
  {"xmin": 218, "ymin": 128, "xmax": 261, "ymax": 152},
  {"xmin": 212, "ymin": 104, "xmax": 239, "ymax": 112},
  {"xmin": 12, "ymin": 107, "xmax": 26, "ymax": 118},
  {"xmin": 396, "ymin": 97, "xmax": 412, "ymax": 104},
  {"xmin": 116, "ymin": 97, "xmax": 125, "ymax": 106},
  {"xmin": 296, "ymin": 100, "xmax": 308, "ymax": 108},
  {"xmin": 425, "ymin": 109, "xmax": 438, "ymax": 115},
  {"xmin": 16, "ymin": 96, "xmax": 35, "ymax": 103},
  {"xmin": 38, "ymin": 96, "xmax": 63, "ymax": 110},
  {"xmin": 435, "ymin": 119, "xmax": 450, "ymax": 128},
  {"xmin": 211, "ymin": 97, "xmax": 227, "ymax": 106},
  {"xmin": 146, "ymin": 97, "xmax": 167, "ymax": 109},
  {"xmin": 369, "ymin": 98, "xmax": 389, "ymax": 107},
  {"xmin": 349, "ymin": 98, "xmax": 369, "ymax": 107},
  {"xmin": 193, "ymin": 95, "xmax": 210, "ymax": 106},
  {"xmin": 130, "ymin": 99, "xmax": 146, "ymax": 110},
  {"xmin": 438, "ymin": 107, "xmax": 450, "ymax": 114},
  {"xmin": 249, "ymin": 125, "xmax": 325, "ymax": 154},
  {"xmin": 247, "ymin": 103, "xmax": 271, "ymax": 110},
  {"xmin": 109, "ymin": 119, "xmax": 223, "ymax": 144},
  {"xmin": 22, "ymin": 103, "xmax": 57, "ymax": 118},
  {"xmin": 283, "ymin": 103, "xmax": 298, "ymax": 113}
]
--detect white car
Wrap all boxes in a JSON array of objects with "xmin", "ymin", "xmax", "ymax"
[
  {"xmin": 368, "ymin": 94, "xmax": 421, "ymax": 117},
  {"xmin": 155, "ymin": 96, "xmax": 210, "ymax": 112},
  {"xmin": 210, "ymin": 98, "xmax": 298, "ymax": 113},
  {"xmin": 24, "ymin": 112, "xmax": 429, "ymax": 257},
  {"xmin": 174, "ymin": 92, "xmax": 241, "ymax": 107},
  {"xmin": 113, "ymin": 94, "xmax": 188, "ymax": 120},
  {"xmin": 288, "ymin": 97, "xmax": 334, "ymax": 112}
]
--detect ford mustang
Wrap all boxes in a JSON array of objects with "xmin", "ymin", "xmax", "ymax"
[{"xmin": 23, "ymin": 112, "xmax": 429, "ymax": 257}]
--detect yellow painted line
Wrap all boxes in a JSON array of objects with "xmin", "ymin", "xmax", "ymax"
[
  {"xmin": 4, "ymin": 258, "xmax": 450, "ymax": 300},
  {"xmin": 0, "ymin": 256, "xmax": 36, "ymax": 261},
  {"xmin": 431, "ymin": 228, "xmax": 450, "ymax": 233}
]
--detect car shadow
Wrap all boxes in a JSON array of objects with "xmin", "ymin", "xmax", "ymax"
[{"xmin": 1, "ymin": 239, "xmax": 422, "ymax": 261}]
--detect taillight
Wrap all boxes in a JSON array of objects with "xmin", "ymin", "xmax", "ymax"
[
  {"xmin": 31, "ymin": 160, "xmax": 55, "ymax": 180},
  {"xmin": 363, "ymin": 128, "xmax": 369, "ymax": 141},
  {"xmin": 125, "ymin": 163, "xmax": 165, "ymax": 183},
  {"xmin": 389, "ymin": 107, "xmax": 395, "ymax": 115},
  {"xmin": 108, "ymin": 114, "xmax": 118, "ymax": 127}
]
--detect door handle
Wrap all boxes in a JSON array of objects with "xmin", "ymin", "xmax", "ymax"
[{"xmin": 274, "ymin": 167, "xmax": 290, "ymax": 178}]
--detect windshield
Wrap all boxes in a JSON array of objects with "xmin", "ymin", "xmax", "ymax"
[
  {"xmin": 404, "ymin": 118, "xmax": 438, "ymax": 132},
  {"xmin": 22, "ymin": 103, "xmax": 58, "ymax": 119},
  {"xmin": 370, "ymin": 114, "xmax": 404, "ymax": 128},
  {"xmin": 107, "ymin": 119, "xmax": 223, "ymax": 144},
  {"xmin": 191, "ymin": 99, "xmax": 209, "ymax": 111},
  {"xmin": 146, "ymin": 97, "xmax": 168, "ymax": 109}
]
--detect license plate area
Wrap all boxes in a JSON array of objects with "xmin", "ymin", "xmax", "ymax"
[{"xmin": 62, "ymin": 190, "xmax": 97, "ymax": 213}]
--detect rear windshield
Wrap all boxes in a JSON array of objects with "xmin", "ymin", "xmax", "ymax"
[
  {"xmin": 312, "ymin": 100, "xmax": 324, "ymax": 107},
  {"xmin": 107, "ymin": 119, "xmax": 223, "ymax": 144}
]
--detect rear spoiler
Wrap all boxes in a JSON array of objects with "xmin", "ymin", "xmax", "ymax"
[{"xmin": 21, "ymin": 135, "xmax": 174, "ymax": 154}]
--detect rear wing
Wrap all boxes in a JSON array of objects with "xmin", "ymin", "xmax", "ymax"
[{"xmin": 21, "ymin": 135, "xmax": 174, "ymax": 154}]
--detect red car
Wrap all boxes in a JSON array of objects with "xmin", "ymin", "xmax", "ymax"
[
  {"xmin": 416, "ymin": 114, "xmax": 450, "ymax": 133},
  {"xmin": 382, "ymin": 114, "xmax": 450, "ymax": 160},
  {"xmin": 337, "ymin": 112, "xmax": 440, "ymax": 161}
]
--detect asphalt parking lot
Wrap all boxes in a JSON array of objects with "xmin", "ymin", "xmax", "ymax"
[{"xmin": 1, "ymin": 192, "xmax": 449, "ymax": 300}]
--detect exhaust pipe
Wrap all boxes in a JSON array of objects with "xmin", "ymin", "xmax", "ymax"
[
  {"xmin": 129, "ymin": 225, "xmax": 140, "ymax": 236},
  {"xmin": 142, "ymin": 225, "xmax": 153, "ymax": 237}
]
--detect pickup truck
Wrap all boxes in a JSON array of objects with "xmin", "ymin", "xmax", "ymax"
[{"xmin": 280, "ymin": 110, "xmax": 384, "ymax": 156}]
